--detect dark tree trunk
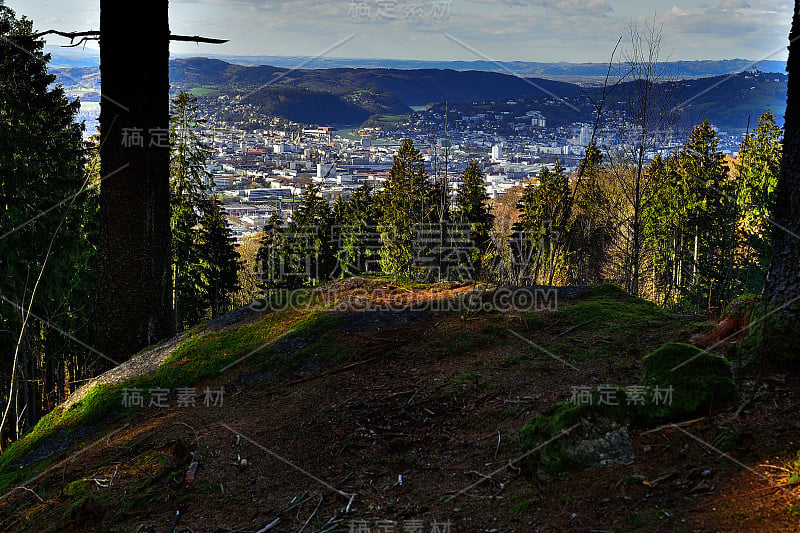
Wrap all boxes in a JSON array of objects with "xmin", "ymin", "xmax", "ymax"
[
  {"xmin": 763, "ymin": 1, "xmax": 800, "ymax": 362},
  {"xmin": 95, "ymin": 2, "xmax": 173, "ymax": 362}
]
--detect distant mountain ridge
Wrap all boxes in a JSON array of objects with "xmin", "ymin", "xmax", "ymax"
[
  {"xmin": 51, "ymin": 56, "xmax": 788, "ymax": 130},
  {"xmin": 189, "ymin": 57, "xmax": 787, "ymax": 80},
  {"xmin": 45, "ymin": 47, "xmax": 785, "ymax": 77},
  {"xmin": 169, "ymin": 57, "xmax": 581, "ymax": 105}
]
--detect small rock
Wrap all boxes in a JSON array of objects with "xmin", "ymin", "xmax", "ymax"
[{"xmin": 184, "ymin": 461, "xmax": 199, "ymax": 485}]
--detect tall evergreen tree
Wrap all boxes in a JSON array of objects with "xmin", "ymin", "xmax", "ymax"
[
  {"xmin": 170, "ymin": 92, "xmax": 211, "ymax": 329},
  {"xmin": 260, "ymin": 181, "xmax": 335, "ymax": 288},
  {"xmin": 169, "ymin": 92, "xmax": 240, "ymax": 328},
  {"xmin": 0, "ymin": 2, "xmax": 95, "ymax": 441},
  {"xmin": 675, "ymin": 120, "xmax": 737, "ymax": 313},
  {"xmin": 735, "ymin": 110, "xmax": 782, "ymax": 293},
  {"xmin": 513, "ymin": 162, "xmax": 571, "ymax": 285},
  {"xmin": 377, "ymin": 139, "xmax": 436, "ymax": 277},
  {"xmin": 641, "ymin": 154, "xmax": 687, "ymax": 306},
  {"xmin": 337, "ymin": 182, "xmax": 381, "ymax": 277},
  {"xmin": 197, "ymin": 196, "xmax": 241, "ymax": 317},
  {"xmin": 569, "ymin": 143, "xmax": 613, "ymax": 284},
  {"xmin": 455, "ymin": 160, "xmax": 493, "ymax": 276},
  {"xmin": 257, "ymin": 213, "xmax": 288, "ymax": 296}
]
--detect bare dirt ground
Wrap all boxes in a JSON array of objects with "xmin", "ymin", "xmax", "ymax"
[{"xmin": 0, "ymin": 281, "xmax": 798, "ymax": 532}]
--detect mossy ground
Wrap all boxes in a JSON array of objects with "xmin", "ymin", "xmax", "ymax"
[
  {"xmin": 0, "ymin": 281, "xmax": 796, "ymax": 532},
  {"xmin": 519, "ymin": 340, "xmax": 739, "ymax": 480},
  {"xmin": 0, "ymin": 306, "xmax": 338, "ymax": 493},
  {"xmin": 639, "ymin": 342, "xmax": 737, "ymax": 424}
]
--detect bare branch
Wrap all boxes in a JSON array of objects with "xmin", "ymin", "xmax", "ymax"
[
  {"xmin": 170, "ymin": 34, "xmax": 229, "ymax": 45},
  {"xmin": 31, "ymin": 30, "xmax": 228, "ymax": 46},
  {"xmin": 31, "ymin": 29, "xmax": 100, "ymax": 40},
  {"xmin": 63, "ymin": 37, "xmax": 98, "ymax": 48}
]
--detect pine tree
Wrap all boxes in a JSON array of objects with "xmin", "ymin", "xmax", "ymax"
[
  {"xmin": 169, "ymin": 91, "xmax": 240, "ymax": 327},
  {"xmin": 170, "ymin": 92, "xmax": 211, "ymax": 329},
  {"xmin": 569, "ymin": 143, "xmax": 612, "ymax": 284},
  {"xmin": 674, "ymin": 121, "xmax": 737, "ymax": 313},
  {"xmin": 642, "ymin": 154, "xmax": 683, "ymax": 305},
  {"xmin": 513, "ymin": 162, "xmax": 570, "ymax": 285},
  {"xmin": 376, "ymin": 139, "xmax": 436, "ymax": 277},
  {"xmin": 735, "ymin": 110, "xmax": 782, "ymax": 292},
  {"xmin": 257, "ymin": 213, "xmax": 288, "ymax": 296},
  {"xmin": 539, "ymin": 162, "xmax": 571, "ymax": 284},
  {"xmin": 455, "ymin": 160, "xmax": 493, "ymax": 280},
  {"xmin": 268, "ymin": 181, "xmax": 335, "ymax": 287},
  {"xmin": 197, "ymin": 196, "xmax": 241, "ymax": 317},
  {"xmin": 337, "ymin": 182, "xmax": 380, "ymax": 277},
  {"xmin": 0, "ymin": 2, "xmax": 95, "ymax": 440}
]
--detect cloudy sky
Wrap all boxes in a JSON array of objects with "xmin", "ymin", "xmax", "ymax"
[{"xmin": 5, "ymin": 0, "xmax": 794, "ymax": 63}]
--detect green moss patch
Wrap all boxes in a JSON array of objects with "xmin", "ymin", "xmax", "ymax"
[
  {"xmin": 638, "ymin": 342, "xmax": 737, "ymax": 424},
  {"xmin": 0, "ymin": 307, "xmax": 313, "ymax": 492},
  {"xmin": 561, "ymin": 284, "xmax": 667, "ymax": 331},
  {"xmin": 519, "ymin": 386, "xmax": 635, "ymax": 481},
  {"xmin": 519, "ymin": 341, "xmax": 739, "ymax": 481},
  {"xmin": 154, "ymin": 308, "xmax": 306, "ymax": 386}
]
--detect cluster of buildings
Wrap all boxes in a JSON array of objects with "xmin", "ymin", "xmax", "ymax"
[
  {"xmin": 198, "ymin": 94, "xmax": 750, "ymax": 239},
  {"xmin": 70, "ymin": 91, "xmax": 752, "ymax": 240}
]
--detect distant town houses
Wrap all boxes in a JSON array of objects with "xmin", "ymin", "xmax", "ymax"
[{"xmin": 159, "ymin": 95, "xmax": 751, "ymax": 240}]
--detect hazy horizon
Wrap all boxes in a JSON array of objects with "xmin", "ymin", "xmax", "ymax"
[{"xmin": 44, "ymin": 46, "xmax": 788, "ymax": 76}]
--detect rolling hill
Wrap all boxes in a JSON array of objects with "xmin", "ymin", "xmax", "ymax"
[
  {"xmin": 167, "ymin": 57, "xmax": 581, "ymax": 110},
  {"xmin": 51, "ymin": 57, "xmax": 788, "ymax": 129},
  {"xmin": 0, "ymin": 280, "xmax": 797, "ymax": 531}
]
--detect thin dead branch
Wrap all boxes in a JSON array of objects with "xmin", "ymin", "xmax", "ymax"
[
  {"xmin": 31, "ymin": 29, "xmax": 228, "ymax": 46},
  {"xmin": 7, "ymin": 486, "xmax": 43, "ymax": 502},
  {"xmin": 553, "ymin": 320, "xmax": 593, "ymax": 339},
  {"xmin": 299, "ymin": 496, "xmax": 324, "ymax": 533}
]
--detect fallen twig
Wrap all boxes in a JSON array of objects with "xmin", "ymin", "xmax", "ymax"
[
  {"xmin": 7, "ymin": 486, "xmax": 43, "ymax": 502},
  {"xmin": 85, "ymin": 465, "xmax": 118, "ymax": 488},
  {"xmin": 641, "ymin": 417, "xmax": 706, "ymax": 436},
  {"xmin": 553, "ymin": 320, "xmax": 593, "ymax": 339},
  {"xmin": 175, "ymin": 422, "xmax": 200, "ymax": 443},
  {"xmin": 407, "ymin": 388, "xmax": 421, "ymax": 405},
  {"xmin": 255, "ymin": 518, "xmax": 280, "ymax": 532},
  {"xmin": 299, "ymin": 496, "xmax": 324, "ymax": 533},
  {"xmin": 467, "ymin": 470, "xmax": 505, "ymax": 488}
]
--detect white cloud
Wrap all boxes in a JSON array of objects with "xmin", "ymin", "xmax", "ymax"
[{"xmin": 3, "ymin": 0, "xmax": 793, "ymax": 62}]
